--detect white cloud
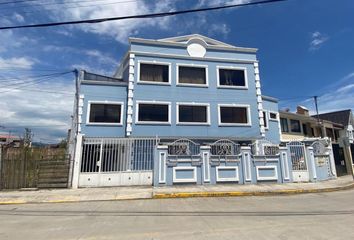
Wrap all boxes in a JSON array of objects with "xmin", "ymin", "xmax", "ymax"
[
  {"xmin": 0, "ymin": 57, "xmax": 35, "ymax": 69},
  {"xmin": 309, "ymin": 31, "xmax": 329, "ymax": 50},
  {"xmin": 42, "ymin": 0, "xmax": 175, "ymax": 43},
  {"xmin": 12, "ymin": 13, "xmax": 25, "ymax": 23},
  {"xmin": 0, "ymin": 78, "xmax": 74, "ymax": 142}
]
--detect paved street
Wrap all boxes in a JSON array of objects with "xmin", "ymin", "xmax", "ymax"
[{"xmin": 0, "ymin": 189, "xmax": 354, "ymax": 240}]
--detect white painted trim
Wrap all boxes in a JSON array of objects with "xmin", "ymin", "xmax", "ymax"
[
  {"xmin": 172, "ymin": 166, "xmax": 197, "ymax": 183},
  {"xmin": 216, "ymin": 166, "xmax": 239, "ymax": 182},
  {"xmin": 256, "ymin": 165, "xmax": 278, "ymax": 181},
  {"xmin": 176, "ymin": 63, "xmax": 209, "ymax": 87},
  {"xmin": 135, "ymin": 100, "xmax": 171, "ymax": 125},
  {"xmin": 243, "ymin": 152, "xmax": 252, "ymax": 182},
  {"xmin": 216, "ymin": 66, "xmax": 248, "ymax": 89},
  {"xmin": 203, "ymin": 152, "xmax": 210, "ymax": 182},
  {"xmin": 159, "ymin": 152, "xmax": 166, "ymax": 184},
  {"xmin": 309, "ymin": 148, "xmax": 317, "ymax": 180},
  {"xmin": 176, "ymin": 102, "xmax": 210, "ymax": 125},
  {"xmin": 217, "ymin": 104, "xmax": 252, "ymax": 126},
  {"xmin": 137, "ymin": 60, "xmax": 172, "ymax": 85},
  {"xmin": 268, "ymin": 111, "xmax": 279, "ymax": 122},
  {"xmin": 281, "ymin": 152, "xmax": 290, "ymax": 180},
  {"xmin": 86, "ymin": 101, "xmax": 124, "ymax": 126}
]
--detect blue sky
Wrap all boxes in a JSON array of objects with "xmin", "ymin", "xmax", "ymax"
[{"xmin": 0, "ymin": 0, "xmax": 353, "ymax": 142}]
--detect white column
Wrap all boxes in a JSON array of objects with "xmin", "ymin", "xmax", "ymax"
[
  {"xmin": 126, "ymin": 53, "xmax": 135, "ymax": 136},
  {"xmin": 72, "ymin": 134, "xmax": 84, "ymax": 189},
  {"xmin": 326, "ymin": 145, "xmax": 337, "ymax": 177},
  {"xmin": 279, "ymin": 147, "xmax": 290, "ymax": 181},
  {"xmin": 308, "ymin": 146, "xmax": 317, "ymax": 181},
  {"xmin": 241, "ymin": 146, "xmax": 252, "ymax": 182},
  {"xmin": 201, "ymin": 146, "xmax": 211, "ymax": 183},
  {"xmin": 254, "ymin": 62, "xmax": 265, "ymax": 137}
]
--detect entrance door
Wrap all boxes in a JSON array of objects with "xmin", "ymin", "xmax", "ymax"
[{"xmin": 287, "ymin": 141, "xmax": 309, "ymax": 182}]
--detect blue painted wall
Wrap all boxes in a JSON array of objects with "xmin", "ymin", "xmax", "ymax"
[
  {"xmin": 262, "ymin": 98, "xmax": 281, "ymax": 143},
  {"xmin": 80, "ymin": 83, "xmax": 127, "ymax": 137}
]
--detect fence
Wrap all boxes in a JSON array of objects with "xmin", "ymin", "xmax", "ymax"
[{"xmin": 0, "ymin": 147, "xmax": 69, "ymax": 190}]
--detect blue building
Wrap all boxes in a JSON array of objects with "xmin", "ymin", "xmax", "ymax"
[
  {"xmin": 70, "ymin": 34, "xmax": 322, "ymax": 188},
  {"xmin": 74, "ymin": 34, "xmax": 280, "ymax": 143}
]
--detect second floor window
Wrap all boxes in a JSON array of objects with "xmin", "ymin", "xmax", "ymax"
[
  {"xmin": 280, "ymin": 118, "xmax": 288, "ymax": 132},
  {"xmin": 178, "ymin": 66, "xmax": 207, "ymax": 85},
  {"xmin": 137, "ymin": 103, "xmax": 169, "ymax": 123},
  {"xmin": 139, "ymin": 63, "xmax": 169, "ymax": 83},
  {"xmin": 218, "ymin": 68, "xmax": 247, "ymax": 87},
  {"xmin": 290, "ymin": 119, "xmax": 301, "ymax": 133},
  {"xmin": 178, "ymin": 104, "xmax": 209, "ymax": 124},
  {"xmin": 89, "ymin": 103, "xmax": 122, "ymax": 124},
  {"xmin": 219, "ymin": 106, "xmax": 249, "ymax": 125}
]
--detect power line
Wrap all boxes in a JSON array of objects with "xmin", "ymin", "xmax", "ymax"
[{"xmin": 0, "ymin": 0, "xmax": 289, "ymax": 30}]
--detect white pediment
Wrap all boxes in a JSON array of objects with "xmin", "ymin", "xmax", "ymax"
[{"xmin": 158, "ymin": 34, "xmax": 236, "ymax": 48}]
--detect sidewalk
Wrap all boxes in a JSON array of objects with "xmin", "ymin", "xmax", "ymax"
[{"xmin": 0, "ymin": 176, "xmax": 353, "ymax": 204}]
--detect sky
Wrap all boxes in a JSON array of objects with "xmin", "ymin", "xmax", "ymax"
[{"xmin": 0, "ymin": 0, "xmax": 353, "ymax": 143}]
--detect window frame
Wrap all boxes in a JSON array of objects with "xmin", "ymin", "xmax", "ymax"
[
  {"xmin": 176, "ymin": 102, "xmax": 210, "ymax": 125},
  {"xmin": 216, "ymin": 66, "xmax": 248, "ymax": 89},
  {"xmin": 262, "ymin": 110, "xmax": 269, "ymax": 130},
  {"xmin": 268, "ymin": 111, "xmax": 279, "ymax": 121},
  {"xmin": 218, "ymin": 104, "xmax": 252, "ymax": 126},
  {"xmin": 280, "ymin": 117, "xmax": 289, "ymax": 133},
  {"xmin": 290, "ymin": 119, "xmax": 302, "ymax": 133},
  {"xmin": 86, "ymin": 101, "xmax": 124, "ymax": 126},
  {"xmin": 135, "ymin": 100, "xmax": 171, "ymax": 125},
  {"xmin": 176, "ymin": 63, "xmax": 209, "ymax": 87},
  {"xmin": 137, "ymin": 60, "xmax": 171, "ymax": 85}
]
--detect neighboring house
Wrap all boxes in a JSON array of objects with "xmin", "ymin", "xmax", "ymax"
[
  {"xmin": 315, "ymin": 109, "xmax": 354, "ymax": 144},
  {"xmin": 0, "ymin": 134, "xmax": 22, "ymax": 148},
  {"xmin": 73, "ymin": 34, "xmax": 280, "ymax": 143},
  {"xmin": 279, "ymin": 106, "xmax": 343, "ymax": 142}
]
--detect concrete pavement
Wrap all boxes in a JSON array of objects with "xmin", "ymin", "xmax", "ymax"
[
  {"xmin": 0, "ymin": 175, "xmax": 353, "ymax": 204},
  {"xmin": 0, "ymin": 188, "xmax": 354, "ymax": 239}
]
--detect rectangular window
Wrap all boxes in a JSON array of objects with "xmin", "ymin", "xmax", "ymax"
[
  {"xmin": 290, "ymin": 119, "xmax": 301, "ymax": 133},
  {"xmin": 269, "ymin": 112, "xmax": 278, "ymax": 120},
  {"xmin": 178, "ymin": 104, "xmax": 209, "ymax": 124},
  {"xmin": 88, "ymin": 103, "xmax": 122, "ymax": 124},
  {"xmin": 137, "ymin": 103, "xmax": 169, "ymax": 123},
  {"xmin": 219, "ymin": 106, "xmax": 249, "ymax": 125},
  {"xmin": 280, "ymin": 118, "xmax": 289, "ymax": 132},
  {"xmin": 263, "ymin": 111, "xmax": 268, "ymax": 128},
  {"xmin": 178, "ymin": 66, "xmax": 207, "ymax": 85},
  {"xmin": 139, "ymin": 63, "xmax": 169, "ymax": 83},
  {"xmin": 302, "ymin": 124, "xmax": 308, "ymax": 136},
  {"xmin": 218, "ymin": 68, "xmax": 246, "ymax": 87}
]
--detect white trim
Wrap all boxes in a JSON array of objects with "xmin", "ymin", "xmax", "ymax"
[
  {"xmin": 263, "ymin": 110, "xmax": 269, "ymax": 130},
  {"xmin": 309, "ymin": 148, "xmax": 317, "ymax": 180},
  {"xmin": 135, "ymin": 100, "xmax": 171, "ymax": 125},
  {"xmin": 281, "ymin": 151, "xmax": 290, "ymax": 180},
  {"xmin": 172, "ymin": 166, "xmax": 197, "ymax": 183},
  {"xmin": 176, "ymin": 102, "xmax": 210, "ymax": 125},
  {"xmin": 216, "ymin": 66, "xmax": 248, "ymax": 89},
  {"xmin": 216, "ymin": 166, "xmax": 239, "ymax": 182},
  {"xmin": 256, "ymin": 166, "xmax": 278, "ymax": 181},
  {"xmin": 176, "ymin": 63, "xmax": 209, "ymax": 87},
  {"xmin": 217, "ymin": 104, "xmax": 252, "ymax": 126},
  {"xmin": 86, "ymin": 101, "xmax": 124, "ymax": 126},
  {"xmin": 137, "ymin": 60, "xmax": 171, "ymax": 85},
  {"xmin": 268, "ymin": 111, "xmax": 279, "ymax": 122},
  {"xmin": 243, "ymin": 151, "xmax": 252, "ymax": 182},
  {"xmin": 203, "ymin": 152, "xmax": 210, "ymax": 182},
  {"xmin": 159, "ymin": 152, "xmax": 166, "ymax": 184}
]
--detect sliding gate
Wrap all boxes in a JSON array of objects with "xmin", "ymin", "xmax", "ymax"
[{"xmin": 79, "ymin": 137, "xmax": 158, "ymax": 187}]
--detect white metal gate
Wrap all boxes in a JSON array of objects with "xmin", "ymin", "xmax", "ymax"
[
  {"xmin": 79, "ymin": 137, "xmax": 158, "ymax": 187},
  {"xmin": 287, "ymin": 141, "xmax": 309, "ymax": 182}
]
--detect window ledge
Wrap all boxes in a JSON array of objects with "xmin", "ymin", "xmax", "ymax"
[
  {"xmin": 177, "ymin": 123, "xmax": 210, "ymax": 126},
  {"xmin": 135, "ymin": 122, "xmax": 171, "ymax": 125},
  {"xmin": 137, "ymin": 81, "xmax": 171, "ymax": 86},
  {"xmin": 217, "ymin": 86, "xmax": 248, "ymax": 90},
  {"xmin": 176, "ymin": 83, "xmax": 208, "ymax": 88},
  {"xmin": 218, "ymin": 123, "xmax": 252, "ymax": 127},
  {"xmin": 86, "ymin": 123, "xmax": 123, "ymax": 126}
]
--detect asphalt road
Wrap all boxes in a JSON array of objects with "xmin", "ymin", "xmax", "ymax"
[{"xmin": 0, "ymin": 189, "xmax": 354, "ymax": 240}]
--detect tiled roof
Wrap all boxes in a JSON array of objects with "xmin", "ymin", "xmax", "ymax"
[{"xmin": 314, "ymin": 110, "xmax": 352, "ymax": 126}]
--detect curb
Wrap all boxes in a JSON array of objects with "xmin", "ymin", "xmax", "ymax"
[{"xmin": 152, "ymin": 183, "xmax": 354, "ymax": 199}]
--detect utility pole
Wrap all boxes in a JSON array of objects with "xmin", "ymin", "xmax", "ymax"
[{"xmin": 313, "ymin": 96, "xmax": 323, "ymax": 137}]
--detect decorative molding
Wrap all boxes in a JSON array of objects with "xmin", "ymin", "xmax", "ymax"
[
  {"xmin": 254, "ymin": 62, "xmax": 265, "ymax": 137},
  {"xmin": 216, "ymin": 166, "xmax": 239, "ymax": 182},
  {"xmin": 281, "ymin": 151, "xmax": 290, "ymax": 180},
  {"xmin": 243, "ymin": 151, "xmax": 252, "ymax": 182},
  {"xmin": 176, "ymin": 63, "xmax": 209, "ymax": 87},
  {"xmin": 135, "ymin": 100, "xmax": 171, "ymax": 125},
  {"xmin": 159, "ymin": 152, "xmax": 166, "ymax": 184},
  {"xmin": 78, "ymin": 94, "xmax": 84, "ymax": 133},
  {"xmin": 137, "ymin": 60, "xmax": 172, "ymax": 85},
  {"xmin": 86, "ymin": 101, "xmax": 124, "ymax": 126},
  {"xmin": 203, "ymin": 152, "xmax": 210, "ymax": 182},
  {"xmin": 216, "ymin": 65, "xmax": 248, "ymax": 89},
  {"xmin": 217, "ymin": 104, "xmax": 252, "ymax": 127},
  {"xmin": 256, "ymin": 166, "xmax": 278, "ymax": 181},
  {"xmin": 126, "ymin": 53, "xmax": 135, "ymax": 136},
  {"xmin": 176, "ymin": 102, "xmax": 210, "ymax": 125},
  {"xmin": 172, "ymin": 166, "xmax": 197, "ymax": 183}
]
